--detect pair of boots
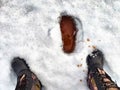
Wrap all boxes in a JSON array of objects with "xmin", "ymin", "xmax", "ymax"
[{"xmin": 11, "ymin": 49, "xmax": 120, "ymax": 90}]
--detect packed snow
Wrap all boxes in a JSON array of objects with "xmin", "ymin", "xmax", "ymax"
[{"xmin": 0, "ymin": 0, "xmax": 120, "ymax": 90}]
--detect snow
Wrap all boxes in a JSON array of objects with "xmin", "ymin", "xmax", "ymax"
[{"xmin": 0, "ymin": 0, "xmax": 120, "ymax": 90}]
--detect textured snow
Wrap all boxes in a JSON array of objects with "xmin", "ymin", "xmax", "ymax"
[{"xmin": 0, "ymin": 0, "xmax": 120, "ymax": 90}]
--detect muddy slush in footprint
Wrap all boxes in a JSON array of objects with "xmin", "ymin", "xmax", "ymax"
[{"xmin": 60, "ymin": 15, "xmax": 77, "ymax": 53}]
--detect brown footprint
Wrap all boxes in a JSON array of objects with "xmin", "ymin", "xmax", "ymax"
[{"xmin": 60, "ymin": 15, "xmax": 77, "ymax": 53}]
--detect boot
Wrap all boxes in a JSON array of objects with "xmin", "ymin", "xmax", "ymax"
[
  {"xmin": 12, "ymin": 57, "xmax": 42, "ymax": 90},
  {"xmin": 86, "ymin": 49, "xmax": 120, "ymax": 90}
]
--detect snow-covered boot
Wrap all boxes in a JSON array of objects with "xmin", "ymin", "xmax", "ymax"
[
  {"xmin": 12, "ymin": 57, "xmax": 42, "ymax": 90},
  {"xmin": 86, "ymin": 49, "xmax": 120, "ymax": 90}
]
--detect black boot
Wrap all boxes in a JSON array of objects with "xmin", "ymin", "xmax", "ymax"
[
  {"xmin": 12, "ymin": 57, "xmax": 42, "ymax": 90},
  {"xmin": 86, "ymin": 49, "xmax": 120, "ymax": 90},
  {"xmin": 12, "ymin": 57, "xmax": 30, "ymax": 76},
  {"xmin": 87, "ymin": 49, "xmax": 104, "ymax": 70}
]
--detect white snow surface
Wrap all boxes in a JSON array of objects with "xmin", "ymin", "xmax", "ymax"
[{"xmin": 0, "ymin": 0, "xmax": 120, "ymax": 90}]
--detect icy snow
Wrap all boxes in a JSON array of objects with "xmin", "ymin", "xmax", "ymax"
[{"xmin": 0, "ymin": 0, "xmax": 120, "ymax": 90}]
